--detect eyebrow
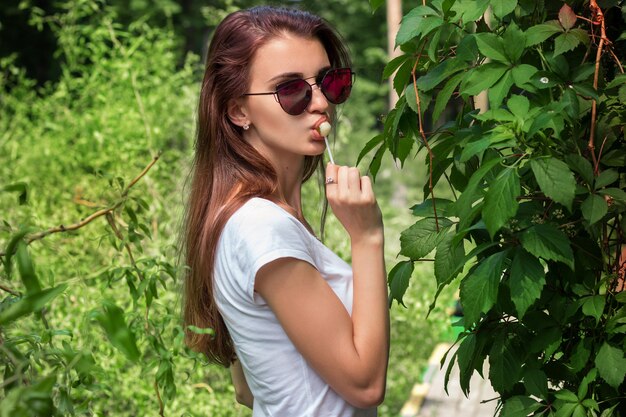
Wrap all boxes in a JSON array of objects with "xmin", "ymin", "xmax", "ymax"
[{"xmin": 267, "ymin": 66, "xmax": 332, "ymax": 84}]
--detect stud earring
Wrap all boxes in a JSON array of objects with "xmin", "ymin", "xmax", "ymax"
[{"xmin": 243, "ymin": 124, "xmax": 250, "ymax": 130}]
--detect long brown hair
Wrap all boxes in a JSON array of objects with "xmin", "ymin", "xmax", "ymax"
[{"xmin": 182, "ymin": 6, "xmax": 351, "ymax": 367}]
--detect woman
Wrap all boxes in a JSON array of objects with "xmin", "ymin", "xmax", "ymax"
[{"xmin": 182, "ymin": 6, "xmax": 389, "ymax": 416}]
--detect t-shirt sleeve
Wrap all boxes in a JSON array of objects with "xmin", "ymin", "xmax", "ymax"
[{"xmin": 228, "ymin": 201, "xmax": 316, "ymax": 300}]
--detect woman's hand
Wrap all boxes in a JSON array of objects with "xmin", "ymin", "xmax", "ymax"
[{"xmin": 325, "ymin": 163, "xmax": 383, "ymax": 244}]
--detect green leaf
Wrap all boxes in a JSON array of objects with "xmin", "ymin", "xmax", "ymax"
[
  {"xmin": 460, "ymin": 63, "xmax": 509, "ymax": 96},
  {"xmin": 459, "ymin": 251, "xmax": 508, "ymax": 325},
  {"xmin": 3, "ymin": 229, "xmax": 33, "ymax": 280},
  {"xmin": 382, "ymin": 54, "xmax": 410, "ymax": 80},
  {"xmin": 434, "ymin": 232, "xmax": 465, "ymax": 287},
  {"xmin": 594, "ymin": 169, "xmax": 618, "ymax": 190},
  {"xmin": 1, "ymin": 182, "xmax": 28, "ymax": 205},
  {"xmin": 511, "ymin": 64, "xmax": 538, "ymax": 87},
  {"xmin": 483, "ymin": 167, "xmax": 520, "ymax": 238},
  {"xmin": 595, "ymin": 343, "xmax": 626, "ymax": 388},
  {"xmin": 396, "ymin": 6, "xmax": 441, "ymax": 45},
  {"xmin": 410, "ymin": 198, "xmax": 454, "ymax": 217},
  {"xmin": 475, "ymin": 33, "xmax": 509, "ymax": 63},
  {"xmin": 433, "ymin": 72, "xmax": 464, "ymax": 122},
  {"xmin": 451, "ymin": 0, "xmax": 490, "ymax": 22},
  {"xmin": 16, "ymin": 241, "xmax": 41, "ymax": 294},
  {"xmin": 94, "ymin": 302, "xmax": 141, "ymax": 362},
  {"xmin": 492, "ymin": 0, "xmax": 518, "ymax": 19},
  {"xmin": 602, "ymin": 149, "xmax": 626, "ymax": 167},
  {"xmin": 456, "ymin": 332, "xmax": 480, "ymax": 395},
  {"xmin": 388, "ymin": 261, "xmax": 414, "ymax": 307},
  {"xmin": 357, "ymin": 134, "xmax": 384, "ymax": 167},
  {"xmin": 502, "ymin": 22, "xmax": 525, "ymax": 62},
  {"xmin": 525, "ymin": 22, "xmax": 563, "ymax": 46},
  {"xmin": 581, "ymin": 194, "xmax": 608, "ymax": 225},
  {"xmin": 489, "ymin": 330, "xmax": 523, "ymax": 392},
  {"xmin": 555, "ymin": 388, "xmax": 578, "ymax": 402},
  {"xmin": 507, "ymin": 95, "xmax": 530, "ymax": 120},
  {"xmin": 369, "ymin": 0, "xmax": 385, "ymax": 13},
  {"xmin": 523, "ymin": 369, "xmax": 548, "ymax": 399},
  {"xmin": 488, "ymin": 70, "xmax": 514, "ymax": 109},
  {"xmin": 186, "ymin": 325, "xmax": 215, "ymax": 335},
  {"xmin": 367, "ymin": 142, "xmax": 386, "ymax": 180},
  {"xmin": 509, "ymin": 249, "xmax": 545, "ymax": 317},
  {"xmin": 599, "ymin": 188, "xmax": 626, "ymax": 203},
  {"xmin": 416, "ymin": 58, "xmax": 467, "ymax": 92},
  {"xmin": 565, "ymin": 154, "xmax": 594, "ymax": 186},
  {"xmin": 400, "ymin": 217, "xmax": 453, "ymax": 259},
  {"xmin": 605, "ymin": 74, "xmax": 626, "ymax": 90},
  {"xmin": 0, "ymin": 284, "xmax": 68, "ymax": 325},
  {"xmin": 530, "ymin": 157, "xmax": 576, "ymax": 210},
  {"xmin": 454, "ymin": 157, "xmax": 502, "ymax": 229},
  {"xmin": 520, "ymin": 224, "xmax": 574, "ymax": 270},
  {"xmin": 554, "ymin": 31, "xmax": 584, "ymax": 57},
  {"xmin": 501, "ymin": 396, "xmax": 542, "ymax": 417},
  {"xmin": 558, "ymin": 4, "xmax": 577, "ymax": 30},
  {"xmin": 581, "ymin": 295, "xmax": 605, "ymax": 325}
]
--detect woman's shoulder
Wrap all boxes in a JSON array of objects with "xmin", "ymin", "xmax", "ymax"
[{"xmin": 225, "ymin": 197, "xmax": 302, "ymax": 236}]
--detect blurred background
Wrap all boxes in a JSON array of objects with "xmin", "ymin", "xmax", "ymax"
[{"xmin": 0, "ymin": 1, "xmax": 457, "ymax": 415}]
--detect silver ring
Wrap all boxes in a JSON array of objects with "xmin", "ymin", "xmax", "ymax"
[{"xmin": 325, "ymin": 177, "xmax": 335, "ymax": 184}]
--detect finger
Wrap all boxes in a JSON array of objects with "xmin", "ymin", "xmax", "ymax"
[
  {"xmin": 347, "ymin": 167, "xmax": 361, "ymax": 191},
  {"xmin": 360, "ymin": 175, "xmax": 375, "ymax": 202},
  {"xmin": 325, "ymin": 163, "xmax": 339, "ymax": 187},
  {"xmin": 337, "ymin": 166, "xmax": 350, "ymax": 198}
]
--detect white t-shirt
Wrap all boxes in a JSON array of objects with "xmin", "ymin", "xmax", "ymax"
[{"xmin": 214, "ymin": 197, "xmax": 377, "ymax": 417}]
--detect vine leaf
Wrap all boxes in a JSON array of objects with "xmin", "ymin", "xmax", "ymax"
[
  {"xmin": 523, "ymin": 368, "xmax": 549, "ymax": 399},
  {"xmin": 395, "ymin": 6, "xmax": 440, "ymax": 46},
  {"xmin": 459, "ymin": 250, "xmax": 508, "ymax": 326},
  {"xmin": 520, "ymin": 224, "xmax": 574, "ymax": 270},
  {"xmin": 530, "ymin": 157, "xmax": 576, "ymax": 211},
  {"xmin": 554, "ymin": 29, "xmax": 589, "ymax": 57},
  {"xmin": 525, "ymin": 21, "xmax": 563, "ymax": 46},
  {"xmin": 558, "ymin": 4, "xmax": 577, "ymax": 30},
  {"xmin": 434, "ymin": 232, "xmax": 465, "ymax": 287},
  {"xmin": 0, "ymin": 284, "xmax": 68, "ymax": 325},
  {"xmin": 581, "ymin": 194, "xmax": 608, "ymax": 225},
  {"xmin": 583, "ymin": 295, "xmax": 605, "ymax": 325},
  {"xmin": 501, "ymin": 396, "xmax": 542, "ymax": 417},
  {"xmin": 388, "ymin": 260, "xmax": 414, "ymax": 307},
  {"xmin": 483, "ymin": 167, "xmax": 520, "ymax": 238},
  {"xmin": 489, "ymin": 330, "xmax": 523, "ymax": 393},
  {"xmin": 509, "ymin": 249, "xmax": 545, "ymax": 317},
  {"xmin": 399, "ymin": 217, "xmax": 453, "ymax": 260},
  {"xmin": 595, "ymin": 343, "xmax": 626, "ymax": 388},
  {"xmin": 492, "ymin": 0, "xmax": 518, "ymax": 20},
  {"xmin": 93, "ymin": 302, "xmax": 141, "ymax": 362},
  {"xmin": 475, "ymin": 33, "xmax": 509, "ymax": 63}
]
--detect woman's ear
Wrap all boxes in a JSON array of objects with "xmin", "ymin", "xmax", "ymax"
[{"xmin": 227, "ymin": 98, "xmax": 249, "ymax": 129}]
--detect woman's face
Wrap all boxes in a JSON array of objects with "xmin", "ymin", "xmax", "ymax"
[{"xmin": 239, "ymin": 35, "xmax": 333, "ymax": 171}]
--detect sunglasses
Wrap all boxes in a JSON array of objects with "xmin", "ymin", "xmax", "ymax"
[{"xmin": 243, "ymin": 67, "xmax": 355, "ymax": 115}]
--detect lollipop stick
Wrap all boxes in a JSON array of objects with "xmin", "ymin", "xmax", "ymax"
[{"xmin": 324, "ymin": 136, "xmax": 335, "ymax": 165}]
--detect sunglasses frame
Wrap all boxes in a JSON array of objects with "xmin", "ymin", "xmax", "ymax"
[{"xmin": 242, "ymin": 67, "xmax": 355, "ymax": 115}]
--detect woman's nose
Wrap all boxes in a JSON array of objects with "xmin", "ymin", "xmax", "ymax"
[{"xmin": 307, "ymin": 84, "xmax": 330, "ymax": 113}]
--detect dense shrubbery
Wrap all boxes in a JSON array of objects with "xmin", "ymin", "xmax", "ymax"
[{"xmin": 368, "ymin": 0, "xmax": 626, "ymax": 415}]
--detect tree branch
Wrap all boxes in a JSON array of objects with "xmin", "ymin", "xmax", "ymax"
[{"xmin": 0, "ymin": 153, "xmax": 161, "ymax": 257}]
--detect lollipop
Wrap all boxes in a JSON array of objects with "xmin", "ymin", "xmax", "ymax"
[{"xmin": 318, "ymin": 121, "xmax": 335, "ymax": 164}]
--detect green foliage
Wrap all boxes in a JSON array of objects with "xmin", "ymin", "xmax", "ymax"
[
  {"xmin": 366, "ymin": 0, "xmax": 626, "ymax": 414},
  {"xmin": 0, "ymin": 1, "xmax": 248, "ymax": 416}
]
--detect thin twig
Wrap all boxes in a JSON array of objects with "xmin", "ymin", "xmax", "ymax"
[
  {"xmin": 0, "ymin": 283, "xmax": 19, "ymax": 296},
  {"xmin": 0, "ymin": 153, "xmax": 161, "ymax": 257},
  {"xmin": 154, "ymin": 379, "xmax": 165, "ymax": 417},
  {"xmin": 411, "ymin": 42, "xmax": 440, "ymax": 231},
  {"xmin": 588, "ymin": 0, "xmax": 606, "ymax": 174}
]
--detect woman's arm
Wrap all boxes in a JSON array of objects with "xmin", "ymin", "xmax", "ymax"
[
  {"xmin": 254, "ymin": 164, "xmax": 389, "ymax": 408},
  {"xmin": 230, "ymin": 358, "xmax": 253, "ymax": 409}
]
